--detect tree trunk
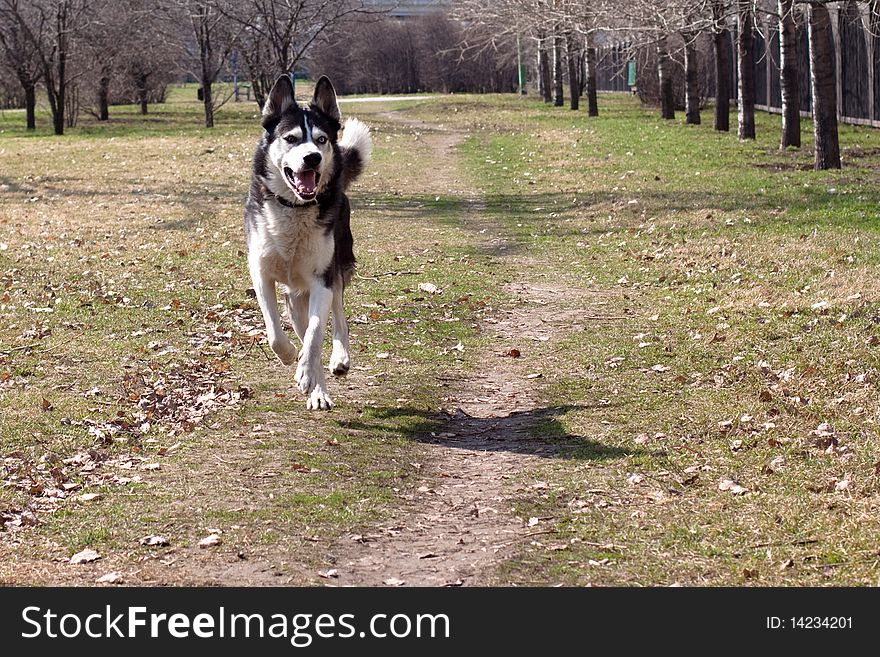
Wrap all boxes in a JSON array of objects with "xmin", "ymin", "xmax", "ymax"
[
  {"xmin": 203, "ymin": 79, "xmax": 214, "ymax": 128},
  {"xmin": 713, "ymin": 2, "xmax": 731, "ymax": 132},
  {"xmin": 537, "ymin": 48, "xmax": 546, "ymax": 100},
  {"xmin": 658, "ymin": 36, "xmax": 675, "ymax": 120},
  {"xmin": 566, "ymin": 33, "xmax": 579, "ymax": 111},
  {"xmin": 808, "ymin": 3, "xmax": 840, "ymax": 169},
  {"xmin": 24, "ymin": 83, "xmax": 36, "ymax": 130},
  {"xmin": 52, "ymin": 100, "xmax": 64, "ymax": 135},
  {"xmin": 585, "ymin": 37, "xmax": 598, "ymax": 116},
  {"xmin": 778, "ymin": 0, "xmax": 801, "ymax": 148},
  {"xmin": 553, "ymin": 31, "xmax": 564, "ymax": 107},
  {"xmin": 684, "ymin": 35, "xmax": 701, "ymax": 125},
  {"xmin": 98, "ymin": 75, "xmax": 109, "ymax": 121},
  {"xmin": 737, "ymin": 3, "xmax": 756, "ymax": 140},
  {"xmin": 538, "ymin": 34, "xmax": 551, "ymax": 103},
  {"xmin": 46, "ymin": 53, "xmax": 66, "ymax": 135},
  {"xmin": 138, "ymin": 73, "xmax": 148, "ymax": 115}
]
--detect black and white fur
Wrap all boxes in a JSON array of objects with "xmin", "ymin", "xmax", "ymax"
[{"xmin": 244, "ymin": 75, "xmax": 371, "ymax": 410}]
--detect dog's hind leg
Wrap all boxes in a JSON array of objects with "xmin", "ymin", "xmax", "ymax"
[
  {"xmin": 284, "ymin": 290, "xmax": 309, "ymax": 343},
  {"xmin": 251, "ymin": 268, "xmax": 298, "ymax": 366},
  {"xmin": 329, "ymin": 283, "xmax": 351, "ymax": 376},
  {"xmin": 295, "ymin": 280, "xmax": 333, "ymax": 410}
]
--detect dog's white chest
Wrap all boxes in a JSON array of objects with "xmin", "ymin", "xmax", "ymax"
[{"xmin": 254, "ymin": 203, "xmax": 333, "ymax": 291}]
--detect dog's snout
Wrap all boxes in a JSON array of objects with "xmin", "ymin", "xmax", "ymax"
[{"xmin": 303, "ymin": 152, "xmax": 322, "ymax": 168}]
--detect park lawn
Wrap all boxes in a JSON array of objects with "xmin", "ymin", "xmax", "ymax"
[
  {"xmin": 424, "ymin": 93, "xmax": 880, "ymax": 585},
  {"xmin": 0, "ymin": 86, "xmax": 501, "ymax": 583},
  {"xmin": 3, "ymin": 85, "xmax": 880, "ymax": 585}
]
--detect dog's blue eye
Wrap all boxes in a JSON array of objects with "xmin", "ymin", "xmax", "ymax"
[{"xmin": 316, "ymin": 136, "xmax": 327, "ymax": 145}]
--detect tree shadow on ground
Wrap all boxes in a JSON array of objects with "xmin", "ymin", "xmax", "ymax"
[
  {"xmin": 364, "ymin": 186, "xmax": 880, "ymax": 239},
  {"xmin": 339, "ymin": 403, "xmax": 649, "ymax": 462}
]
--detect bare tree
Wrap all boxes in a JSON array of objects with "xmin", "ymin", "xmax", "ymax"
[
  {"xmin": 657, "ymin": 34, "xmax": 675, "ymax": 119},
  {"xmin": 80, "ymin": 1, "xmax": 150, "ymax": 121},
  {"xmin": 590, "ymin": 1, "xmax": 714, "ymax": 120},
  {"xmin": 180, "ymin": 0, "xmax": 239, "ymax": 128},
  {"xmin": 566, "ymin": 30, "xmax": 580, "ymax": 110},
  {"xmin": 553, "ymin": 29, "xmax": 564, "ymax": 105},
  {"xmin": 538, "ymin": 31, "xmax": 552, "ymax": 101},
  {"xmin": 710, "ymin": 0, "xmax": 732, "ymax": 131},
  {"xmin": 683, "ymin": 31, "xmax": 700, "ymax": 124},
  {"xmin": 122, "ymin": 17, "xmax": 177, "ymax": 116},
  {"xmin": 584, "ymin": 31, "xmax": 598, "ymax": 115},
  {"xmin": 737, "ymin": 0, "xmax": 756, "ymax": 139},
  {"xmin": 2, "ymin": 0, "xmax": 99, "ymax": 135},
  {"xmin": 219, "ymin": 0, "xmax": 385, "ymax": 109},
  {"xmin": 0, "ymin": 0, "xmax": 44, "ymax": 129},
  {"xmin": 807, "ymin": 1, "xmax": 839, "ymax": 169},
  {"xmin": 777, "ymin": 0, "xmax": 801, "ymax": 147}
]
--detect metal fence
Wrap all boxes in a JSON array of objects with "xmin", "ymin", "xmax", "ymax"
[{"xmin": 594, "ymin": 1, "xmax": 880, "ymax": 127}]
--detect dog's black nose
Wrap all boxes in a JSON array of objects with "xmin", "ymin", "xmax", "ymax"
[{"xmin": 303, "ymin": 152, "xmax": 322, "ymax": 168}]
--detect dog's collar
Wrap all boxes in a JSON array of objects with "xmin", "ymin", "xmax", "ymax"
[{"xmin": 264, "ymin": 188, "xmax": 317, "ymax": 208}]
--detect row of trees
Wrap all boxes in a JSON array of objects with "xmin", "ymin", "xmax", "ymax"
[
  {"xmin": 311, "ymin": 13, "xmax": 518, "ymax": 95},
  {"xmin": 453, "ymin": 1, "xmax": 874, "ymax": 171},
  {"xmin": 0, "ymin": 0, "xmax": 387, "ymax": 134}
]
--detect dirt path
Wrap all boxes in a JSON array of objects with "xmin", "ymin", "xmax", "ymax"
[{"xmin": 327, "ymin": 111, "xmax": 576, "ymax": 586}]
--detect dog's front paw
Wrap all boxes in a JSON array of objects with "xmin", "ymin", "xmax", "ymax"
[
  {"xmin": 306, "ymin": 385, "xmax": 333, "ymax": 411},
  {"xmin": 329, "ymin": 348, "xmax": 350, "ymax": 377},
  {"xmin": 295, "ymin": 358, "xmax": 319, "ymax": 394}
]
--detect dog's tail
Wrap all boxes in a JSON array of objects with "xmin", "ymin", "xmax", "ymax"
[{"xmin": 339, "ymin": 117, "xmax": 372, "ymax": 190}]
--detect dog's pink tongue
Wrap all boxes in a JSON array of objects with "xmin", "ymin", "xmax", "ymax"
[{"xmin": 295, "ymin": 170, "xmax": 316, "ymax": 194}]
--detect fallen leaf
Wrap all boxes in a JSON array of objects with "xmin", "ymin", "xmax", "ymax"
[
  {"xmin": 383, "ymin": 577, "xmax": 405, "ymax": 587},
  {"xmin": 651, "ymin": 364, "xmax": 670, "ymax": 373},
  {"xmin": 70, "ymin": 548, "xmax": 101, "ymax": 564},
  {"xmin": 41, "ymin": 397, "xmax": 53, "ymax": 411},
  {"xmin": 96, "ymin": 572, "xmax": 122, "ymax": 584},
  {"xmin": 157, "ymin": 442, "xmax": 181, "ymax": 456},
  {"xmin": 418, "ymin": 552, "xmax": 439, "ymax": 559},
  {"xmin": 779, "ymin": 559, "xmax": 794, "ymax": 571},
  {"xmin": 762, "ymin": 455, "xmax": 785, "ymax": 474},
  {"xmin": 140, "ymin": 535, "xmax": 169, "ymax": 547},
  {"xmin": 809, "ymin": 422, "xmax": 837, "ymax": 448},
  {"xmin": 506, "ymin": 348, "xmax": 521, "ymax": 358},
  {"xmin": 318, "ymin": 569, "xmax": 339, "ymax": 579},
  {"xmin": 718, "ymin": 478, "xmax": 748, "ymax": 495},
  {"xmin": 79, "ymin": 493, "xmax": 101, "ymax": 502},
  {"xmin": 527, "ymin": 517, "xmax": 539, "ymax": 527},
  {"xmin": 198, "ymin": 533, "xmax": 221, "ymax": 548},
  {"xmin": 742, "ymin": 568, "xmax": 759, "ymax": 579},
  {"xmin": 418, "ymin": 282, "xmax": 441, "ymax": 294}
]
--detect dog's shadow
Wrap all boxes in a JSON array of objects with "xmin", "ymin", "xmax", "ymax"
[{"xmin": 338, "ymin": 403, "xmax": 647, "ymax": 462}]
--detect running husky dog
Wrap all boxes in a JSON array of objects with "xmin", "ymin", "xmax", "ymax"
[{"xmin": 244, "ymin": 74, "xmax": 372, "ymax": 410}]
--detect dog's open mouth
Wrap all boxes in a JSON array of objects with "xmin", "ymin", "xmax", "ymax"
[{"xmin": 283, "ymin": 167, "xmax": 319, "ymax": 201}]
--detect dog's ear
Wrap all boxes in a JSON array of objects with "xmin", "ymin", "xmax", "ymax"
[
  {"xmin": 262, "ymin": 75, "xmax": 297, "ymax": 130},
  {"xmin": 311, "ymin": 76, "xmax": 340, "ymax": 122}
]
